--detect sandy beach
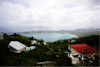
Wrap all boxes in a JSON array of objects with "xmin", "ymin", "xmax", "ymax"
[{"xmin": 66, "ymin": 33, "xmax": 78, "ymax": 38}]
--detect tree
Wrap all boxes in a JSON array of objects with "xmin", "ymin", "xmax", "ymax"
[
  {"xmin": 13, "ymin": 33, "xmax": 18, "ymax": 36},
  {"xmin": 92, "ymin": 54, "xmax": 99, "ymax": 66}
]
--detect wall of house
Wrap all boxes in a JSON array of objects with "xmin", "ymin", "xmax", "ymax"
[
  {"xmin": 9, "ymin": 46, "xmax": 17, "ymax": 51},
  {"xmin": 9, "ymin": 46, "xmax": 26, "ymax": 53},
  {"xmin": 68, "ymin": 46, "xmax": 79, "ymax": 54},
  {"xmin": 68, "ymin": 46, "xmax": 70, "ymax": 50},
  {"xmin": 19, "ymin": 47, "xmax": 26, "ymax": 52}
]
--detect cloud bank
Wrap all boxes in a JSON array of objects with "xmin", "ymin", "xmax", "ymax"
[{"xmin": 0, "ymin": 0, "xmax": 100, "ymax": 32}]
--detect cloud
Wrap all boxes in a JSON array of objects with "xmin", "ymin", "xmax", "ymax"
[{"xmin": 0, "ymin": 0, "xmax": 100, "ymax": 32}]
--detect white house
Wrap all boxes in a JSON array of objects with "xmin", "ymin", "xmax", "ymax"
[
  {"xmin": 31, "ymin": 40, "xmax": 41, "ymax": 45},
  {"xmin": 31, "ymin": 40, "xmax": 37, "ymax": 44},
  {"xmin": 8, "ymin": 41, "xmax": 26, "ymax": 53},
  {"xmin": 0, "ymin": 31, "xmax": 4, "ymax": 40},
  {"xmin": 43, "ymin": 42, "xmax": 47, "ymax": 45}
]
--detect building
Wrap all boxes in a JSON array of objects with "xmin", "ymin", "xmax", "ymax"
[
  {"xmin": 0, "ymin": 31, "xmax": 4, "ymax": 40},
  {"xmin": 68, "ymin": 44, "xmax": 98, "ymax": 60},
  {"xmin": 31, "ymin": 40, "xmax": 37, "ymax": 44},
  {"xmin": 68, "ymin": 44, "xmax": 98, "ymax": 55},
  {"xmin": 31, "ymin": 40, "xmax": 41, "ymax": 45},
  {"xmin": 8, "ymin": 41, "xmax": 26, "ymax": 53},
  {"xmin": 43, "ymin": 42, "xmax": 47, "ymax": 45}
]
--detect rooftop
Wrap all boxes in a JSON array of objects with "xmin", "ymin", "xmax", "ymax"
[
  {"xmin": 68, "ymin": 44, "xmax": 98, "ymax": 54},
  {"xmin": 9, "ymin": 41, "xmax": 26, "ymax": 50}
]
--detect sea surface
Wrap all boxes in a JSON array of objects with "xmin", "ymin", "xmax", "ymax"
[{"xmin": 20, "ymin": 33, "xmax": 77, "ymax": 42}]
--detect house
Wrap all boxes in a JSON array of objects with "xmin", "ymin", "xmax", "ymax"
[
  {"xmin": 31, "ymin": 40, "xmax": 41, "ymax": 45},
  {"xmin": 0, "ymin": 31, "xmax": 4, "ymax": 40},
  {"xmin": 43, "ymin": 42, "xmax": 47, "ymax": 45},
  {"xmin": 31, "ymin": 40, "xmax": 37, "ymax": 44},
  {"xmin": 8, "ymin": 41, "xmax": 26, "ymax": 53},
  {"xmin": 68, "ymin": 44, "xmax": 98, "ymax": 60},
  {"xmin": 68, "ymin": 44, "xmax": 98, "ymax": 55}
]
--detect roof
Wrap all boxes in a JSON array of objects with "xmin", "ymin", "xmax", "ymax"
[
  {"xmin": 68, "ymin": 44, "xmax": 98, "ymax": 54},
  {"xmin": 31, "ymin": 40, "xmax": 37, "ymax": 44},
  {"xmin": 43, "ymin": 42, "xmax": 47, "ymax": 45},
  {"xmin": 9, "ymin": 41, "xmax": 26, "ymax": 50}
]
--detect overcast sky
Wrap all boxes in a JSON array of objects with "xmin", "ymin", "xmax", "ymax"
[{"xmin": 0, "ymin": 0, "xmax": 100, "ymax": 32}]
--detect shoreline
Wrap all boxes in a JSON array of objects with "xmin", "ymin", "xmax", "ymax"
[{"xmin": 66, "ymin": 33, "xmax": 78, "ymax": 38}]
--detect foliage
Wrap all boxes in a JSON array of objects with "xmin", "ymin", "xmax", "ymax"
[
  {"xmin": 0, "ymin": 33, "xmax": 99, "ymax": 66},
  {"xmin": 72, "ymin": 35, "xmax": 99, "ymax": 51},
  {"xmin": 4, "ymin": 33, "xmax": 31, "ymax": 46},
  {"xmin": 92, "ymin": 54, "xmax": 99, "ymax": 66},
  {"xmin": 0, "ymin": 33, "xmax": 70, "ymax": 66}
]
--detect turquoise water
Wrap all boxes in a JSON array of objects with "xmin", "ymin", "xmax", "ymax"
[
  {"xmin": 28, "ymin": 46, "xmax": 35, "ymax": 50},
  {"xmin": 65, "ymin": 51, "xmax": 71, "ymax": 55},
  {"xmin": 20, "ymin": 33, "xmax": 77, "ymax": 42}
]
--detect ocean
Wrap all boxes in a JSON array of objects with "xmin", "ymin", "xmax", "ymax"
[{"xmin": 20, "ymin": 33, "xmax": 77, "ymax": 42}]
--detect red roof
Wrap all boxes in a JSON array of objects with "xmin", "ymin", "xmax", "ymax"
[{"xmin": 68, "ymin": 44, "xmax": 98, "ymax": 54}]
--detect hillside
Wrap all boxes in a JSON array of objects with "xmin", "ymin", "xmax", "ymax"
[
  {"xmin": 0, "ymin": 33, "xmax": 99, "ymax": 66},
  {"xmin": 0, "ymin": 33, "xmax": 72, "ymax": 66}
]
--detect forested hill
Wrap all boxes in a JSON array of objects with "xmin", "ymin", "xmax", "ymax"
[
  {"xmin": 67, "ymin": 35, "xmax": 99, "ymax": 51},
  {"xmin": 65, "ymin": 28, "xmax": 100, "ymax": 37}
]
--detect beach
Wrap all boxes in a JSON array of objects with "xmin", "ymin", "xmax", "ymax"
[{"xmin": 66, "ymin": 33, "xmax": 78, "ymax": 38}]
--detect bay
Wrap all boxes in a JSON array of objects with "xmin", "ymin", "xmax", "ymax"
[{"xmin": 20, "ymin": 33, "xmax": 77, "ymax": 42}]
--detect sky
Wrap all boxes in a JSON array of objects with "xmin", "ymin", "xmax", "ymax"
[{"xmin": 0, "ymin": 0, "xmax": 100, "ymax": 32}]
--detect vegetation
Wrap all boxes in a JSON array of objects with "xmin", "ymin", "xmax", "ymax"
[
  {"xmin": 69, "ymin": 35, "xmax": 99, "ymax": 51},
  {"xmin": 0, "ymin": 33, "xmax": 99, "ymax": 66},
  {"xmin": 0, "ymin": 33, "xmax": 72, "ymax": 66},
  {"xmin": 67, "ymin": 35, "xmax": 99, "ymax": 66}
]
